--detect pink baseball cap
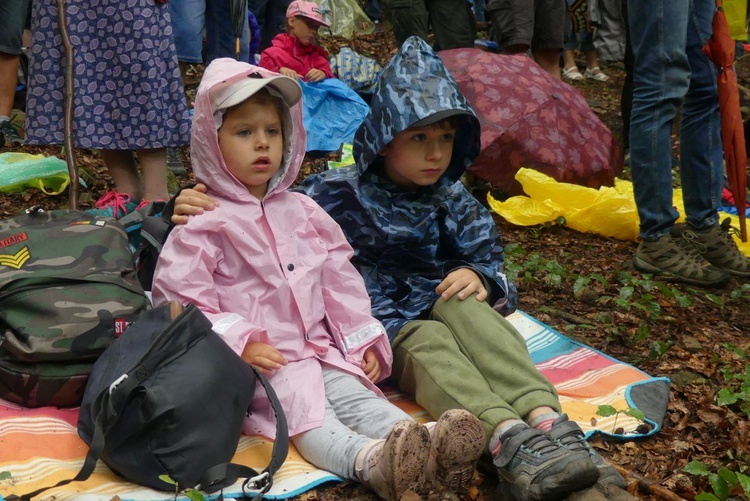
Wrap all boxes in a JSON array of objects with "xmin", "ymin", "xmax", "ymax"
[{"xmin": 286, "ymin": 0, "xmax": 330, "ymax": 27}]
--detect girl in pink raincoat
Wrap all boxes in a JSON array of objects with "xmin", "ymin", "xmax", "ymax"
[{"xmin": 151, "ymin": 58, "xmax": 484, "ymax": 500}]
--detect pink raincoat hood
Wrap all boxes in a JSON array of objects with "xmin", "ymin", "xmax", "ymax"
[{"xmin": 191, "ymin": 58, "xmax": 306, "ymax": 202}]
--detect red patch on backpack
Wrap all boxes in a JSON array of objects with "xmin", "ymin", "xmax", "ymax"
[{"xmin": 114, "ymin": 318, "xmax": 131, "ymax": 337}]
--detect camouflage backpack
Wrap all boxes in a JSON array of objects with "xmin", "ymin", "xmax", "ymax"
[{"xmin": 0, "ymin": 208, "xmax": 150, "ymax": 408}]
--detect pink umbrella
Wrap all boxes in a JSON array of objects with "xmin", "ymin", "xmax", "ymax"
[{"xmin": 439, "ymin": 49, "xmax": 622, "ymax": 196}]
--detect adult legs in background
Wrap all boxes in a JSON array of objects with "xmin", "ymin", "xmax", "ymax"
[
  {"xmin": 628, "ymin": 0, "xmax": 748, "ymax": 285},
  {"xmin": 249, "ymin": 0, "xmax": 292, "ymax": 51},
  {"xmin": 628, "ymin": 0, "xmax": 719, "ymax": 239},
  {"xmin": 487, "ymin": 0, "xmax": 563, "ymax": 79},
  {"xmin": 98, "ymin": 148, "xmax": 169, "ymax": 203},
  {"xmin": 386, "ymin": 0, "xmax": 430, "ymax": 47},
  {"xmin": 620, "ymin": 0, "xmax": 633, "ymax": 153},
  {"xmin": 206, "ymin": 0, "xmax": 250, "ymax": 63},
  {"xmin": 0, "ymin": 0, "xmax": 30, "ymax": 146},
  {"xmin": 679, "ymin": 1, "xmax": 723, "ymax": 230},
  {"xmin": 428, "ymin": 0, "xmax": 477, "ymax": 50}
]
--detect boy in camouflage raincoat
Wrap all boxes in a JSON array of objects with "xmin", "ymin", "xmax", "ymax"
[{"xmin": 173, "ymin": 37, "xmax": 625, "ymax": 500}]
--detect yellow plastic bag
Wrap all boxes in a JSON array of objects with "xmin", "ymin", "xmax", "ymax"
[
  {"xmin": 488, "ymin": 168, "xmax": 750, "ymax": 256},
  {"xmin": 725, "ymin": 0, "xmax": 748, "ymax": 41}
]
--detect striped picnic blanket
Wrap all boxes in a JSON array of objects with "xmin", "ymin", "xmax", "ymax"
[{"xmin": 0, "ymin": 310, "xmax": 669, "ymax": 501}]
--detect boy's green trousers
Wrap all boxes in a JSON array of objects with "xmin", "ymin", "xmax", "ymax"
[{"xmin": 392, "ymin": 295, "xmax": 560, "ymax": 449}]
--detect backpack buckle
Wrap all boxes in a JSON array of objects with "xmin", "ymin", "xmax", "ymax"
[{"xmin": 108, "ymin": 374, "xmax": 128, "ymax": 394}]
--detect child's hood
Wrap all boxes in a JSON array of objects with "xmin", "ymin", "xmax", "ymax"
[
  {"xmin": 353, "ymin": 36, "xmax": 481, "ymax": 185},
  {"xmin": 191, "ymin": 58, "xmax": 306, "ymax": 201}
]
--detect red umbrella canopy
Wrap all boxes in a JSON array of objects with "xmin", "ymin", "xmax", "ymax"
[
  {"xmin": 439, "ymin": 49, "xmax": 622, "ymax": 196},
  {"xmin": 702, "ymin": 1, "xmax": 747, "ymax": 241}
]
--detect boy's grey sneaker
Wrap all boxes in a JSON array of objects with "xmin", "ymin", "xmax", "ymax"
[
  {"xmin": 546, "ymin": 414, "xmax": 627, "ymax": 489},
  {"xmin": 0, "ymin": 119, "xmax": 25, "ymax": 147},
  {"xmin": 493, "ymin": 424, "xmax": 599, "ymax": 501},
  {"xmin": 633, "ymin": 226, "xmax": 729, "ymax": 287},
  {"xmin": 681, "ymin": 218, "xmax": 750, "ymax": 277}
]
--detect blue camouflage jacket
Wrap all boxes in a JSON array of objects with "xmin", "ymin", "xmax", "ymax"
[{"xmin": 299, "ymin": 37, "xmax": 518, "ymax": 340}]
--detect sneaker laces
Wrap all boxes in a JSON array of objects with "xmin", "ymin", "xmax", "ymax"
[
  {"xmin": 494, "ymin": 425, "xmax": 559, "ymax": 468},
  {"xmin": 94, "ymin": 191, "xmax": 133, "ymax": 215}
]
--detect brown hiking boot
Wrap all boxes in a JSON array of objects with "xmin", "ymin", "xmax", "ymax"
[
  {"xmin": 681, "ymin": 218, "xmax": 750, "ymax": 277},
  {"xmin": 424, "ymin": 409, "xmax": 485, "ymax": 492},
  {"xmin": 355, "ymin": 420, "xmax": 430, "ymax": 500},
  {"xmin": 633, "ymin": 226, "xmax": 729, "ymax": 287}
]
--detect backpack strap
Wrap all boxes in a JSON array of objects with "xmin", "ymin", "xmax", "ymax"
[{"xmin": 199, "ymin": 367, "xmax": 289, "ymax": 500}]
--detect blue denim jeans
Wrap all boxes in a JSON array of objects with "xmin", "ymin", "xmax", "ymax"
[
  {"xmin": 628, "ymin": 0, "xmax": 723, "ymax": 239},
  {"xmin": 168, "ymin": 0, "xmax": 250, "ymax": 64}
]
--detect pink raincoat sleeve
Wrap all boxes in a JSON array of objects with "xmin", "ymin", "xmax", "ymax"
[
  {"xmin": 305, "ymin": 198, "xmax": 393, "ymax": 381},
  {"xmin": 152, "ymin": 223, "xmax": 269, "ymax": 356},
  {"xmin": 311, "ymin": 51, "xmax": 334, "ymax": 79}
]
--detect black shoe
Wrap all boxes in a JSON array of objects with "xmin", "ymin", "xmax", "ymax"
[{"xmin": 0, "ymin": 119, "xmax": 25, "ymax": 147}]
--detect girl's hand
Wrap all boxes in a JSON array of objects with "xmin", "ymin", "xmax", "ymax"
[
  {"xmin": 305, "ymin": 69, "xmax": 326, "ymax": 82},
  {"xmin": 436, "ymin": 268, "xmax": 487, "ymax": 302},
  {"xmin": 241, "ymin": 342, "xmax": 288, "ymax": 375},
  {"xmin": 362, "ymin": 348, "xmax": 381, "ymax": 382},
  {"xmin": 279, "ymin": 67, "xmax": 299, "ymax": 80},
  {"xmin": 171, "ymin": 183, "xmax": 219, "ymax": 225}
]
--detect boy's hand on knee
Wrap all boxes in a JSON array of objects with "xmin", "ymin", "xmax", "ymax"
[
  {"xmin": 241, "ymin": 341, "xmax": 288, "ymax": 375},
  {"xmin": 362, "ymin": 348, "xmax": 381, "ymax": 382},
  {"xmin": 171, "ymin": 183, "xmax": 219, "ymax": 225},
  {"xmin": 436, "ymin": 269, "xmax": 487, "ymax": 302}
]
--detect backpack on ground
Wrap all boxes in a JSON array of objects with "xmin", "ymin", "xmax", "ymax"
[
  {"xmin": 12, "ymin": 302, "xmax": 288, "ymax": 501},
  {"xmin": 0, "ymin": 208, "xmax": 150, "ymax": 408}
]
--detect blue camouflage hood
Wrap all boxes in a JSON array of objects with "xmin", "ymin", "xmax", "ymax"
[{"xmin": 354, "ymin": 36, "xmax": 481, "ymax": 185}]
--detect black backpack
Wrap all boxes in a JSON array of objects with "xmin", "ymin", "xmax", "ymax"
[{"xmin": 10, "ymin": 302, "xmax": 288, "ymax": 501}]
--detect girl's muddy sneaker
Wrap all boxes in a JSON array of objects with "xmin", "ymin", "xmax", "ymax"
[
  {"xmin": 424, "ymin": 409, "xmax": 485, "ymax": 491},
  {"xmin": 355, "ymin": 420, "xmax": 430, "ymax": 500}
]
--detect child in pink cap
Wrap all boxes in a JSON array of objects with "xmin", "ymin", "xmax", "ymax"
[{"xmin": 259, "ymin": 0, "xmax": 334, "ymax": 82}]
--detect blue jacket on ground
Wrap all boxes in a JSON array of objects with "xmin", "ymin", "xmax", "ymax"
[{"xmin": 299, "ymin": 37, "xmax": 518, "ymax": 340}]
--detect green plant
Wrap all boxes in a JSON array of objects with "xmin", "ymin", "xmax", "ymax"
[
  {"xmin": 683, "ymin": 460, "xmax": 750, "ymax": 501},
  {"xmin": 649, "ymin": 340, "xmax": 672, "ymax": 360},
  {"xmin": 614, "ymin": 272, "xmax": 662, "ymax": 319},
  {"xmin": 0, "ymin": 471, "xmax": 11, "ymax": 481},
  {"xmin": 596, "ymin": 405, "xmax": 645, "ymax": 434},
  {"xmin": 717, "ymin": 359, "xmax": 750, "ymax": 418},
  {"xmin": 159, "ymin": 475, "xmax": 205, "ymax": 501},
  {"xmin": 730, "ymin": 283, "xmax": 750, "ymax": 300}
]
